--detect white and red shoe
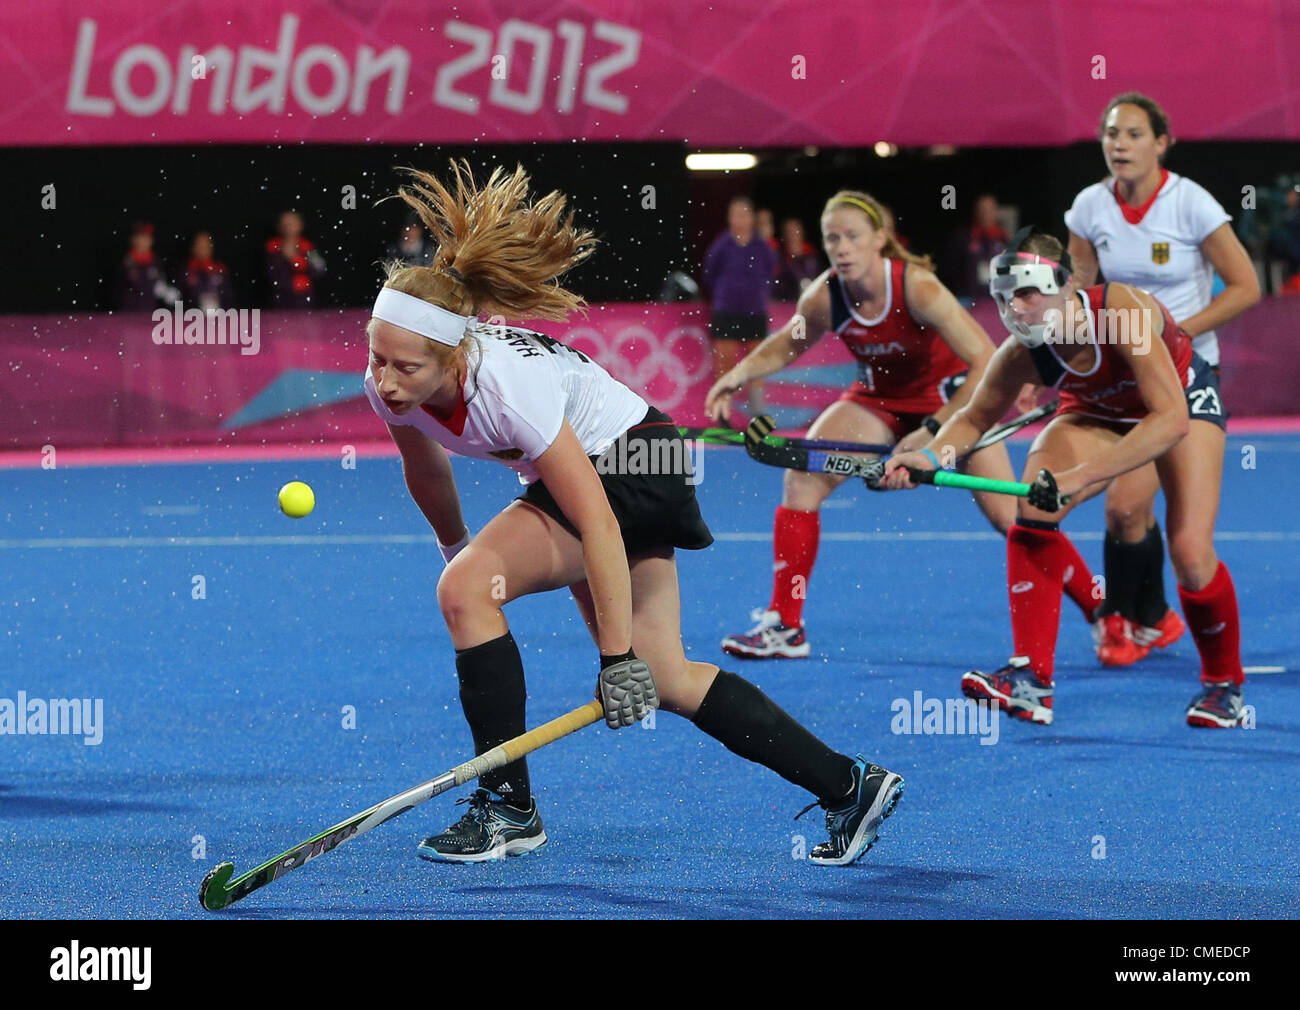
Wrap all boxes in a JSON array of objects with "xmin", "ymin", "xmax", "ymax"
[{"xmin": 1133, "ymin": 608, "xmax": 1186, "ymax": 652}]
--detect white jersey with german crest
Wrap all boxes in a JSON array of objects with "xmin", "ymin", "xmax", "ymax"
[
  {"xmin": 365, "ymin": 322, "xmax": 648, "ymax": 485},
  {"xmin": 1064, "ymin": 171, "xmax": 1231, "ymax": 365}
]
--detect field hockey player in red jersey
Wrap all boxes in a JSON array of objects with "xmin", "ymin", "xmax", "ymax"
[
  {"xmin": 705, "ymin": 191, "xmax": 1100, "ymax": 660},
  {"xmin": 881, "ymin": 228, "xmax": 1246, "ymax": 728}
]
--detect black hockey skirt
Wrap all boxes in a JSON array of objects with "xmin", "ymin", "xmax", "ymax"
[{"xmin": 517, "ymin": 405, "xmax": 715, "ymax": 554}]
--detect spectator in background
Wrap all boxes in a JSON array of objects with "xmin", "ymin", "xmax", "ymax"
[
  {"xmin": 265, "ymin": 211, "xmax": 326, "ymax": 307},
  {"xmin": 114, "ymin": 222, "xmax": 177, "ymax": 310},
  {"xmin": 757, "ymin": 208, "xmax": 786, "ymax": 295},
  {"xmin": 756, "ymin": 208, "xmax": 779, "ymax": 253},
  {"xmin": 386, "ymin": 215, "xmax": 435, "ymax": 266},
  {"xmin": 1268, "ymin": 186, "xmax": 1300, "ymax": 292},
  {"xmin": 702, "ymin": 195, "xmax": 777, "ymax": 418},
  {"xmin": 773, "ymin": 217, "xmax": 823, "ymax": 299},
  {"xmin": 181, "ymin": 231, "xmax": 234, "ymax": 312},
  {"xmin": 757, "ymin": 207, "xmax": 783, "ymax": 287},
  {"xmin": 946, "ymin": 194, "xmax": 1008, "ymax": 302}
]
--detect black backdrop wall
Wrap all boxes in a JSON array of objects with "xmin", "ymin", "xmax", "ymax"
[
  {"xmin": 688, "ymin": 141, "xmax": 1300, "ymax": 281},
  {"xmin": 1, "ymin": 139, "xmax": 1295, "ymax": 313},
  {"xmin": 0, "ymin": 142, "xmax": 692, "ymax": 313}
]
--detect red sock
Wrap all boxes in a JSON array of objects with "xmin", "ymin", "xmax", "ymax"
[
  {"xmin": 1058, "ymin": 538, "xmax": 1100, "ymax": 620},
  {"xmin": 1007, "ymin": 523, "xmax": 1075, "ymax": 682},
  {"xmin": 1177, "ymin": 562, "xmax": 1244, "ymax": 686},
  {"xmin": 769, "ymin": 506, "xmax": 819, "ymax": 627}
]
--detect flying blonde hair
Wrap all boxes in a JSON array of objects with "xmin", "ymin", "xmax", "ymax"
[{"xmin": 377, "ymin": 161, "xmax": 599, "ymax": 341}]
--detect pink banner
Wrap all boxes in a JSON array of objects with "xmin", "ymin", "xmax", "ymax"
[
  {"xmin": 0, "ymin": 303, "xmax": 844, "ymax": 450},
  {"xmin": 2, "ymin": 1, "xmax": 1297, "ymax": 148},
  {"xmin": 2, "ymin": 297, "xmax": 1295, "ymax": 451}
]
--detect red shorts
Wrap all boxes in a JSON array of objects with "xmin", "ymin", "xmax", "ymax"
[
  {"xmin": 834, "ymin": 389, "xmax": 929, "ymax": 440},
  {"xmin": 836, "ymin": 370, "xmax": 968, "ymax": 438},
  {"xmin": 1055, "ymin": 409, "xmax": 1135, "ymax": 438}
]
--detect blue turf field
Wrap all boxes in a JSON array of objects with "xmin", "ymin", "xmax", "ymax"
[{"xmin": 2, "ymin": 435, "xmax": 1297, "ymax": 919}]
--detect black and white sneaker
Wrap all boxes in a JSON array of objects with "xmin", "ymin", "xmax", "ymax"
[
  {"xmin": 797, "ymin": 756, "xmax": 904, "ymax": 866},
  {"xmin": 417, "ymin": 789, "xmax": 547, "ymax": 863}
]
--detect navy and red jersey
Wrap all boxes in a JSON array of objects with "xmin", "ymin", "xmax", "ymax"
[
  {"xmin": 265, "ymin": 236, "xmax": 323, "ymax": 306},
  {"xmin": 182, "ymin": 257, "xmax": 233, "ymax": 309},
  {"xmin": 828, "ymin": 258, "xmax": 966, "ymax": 414},
  {"xmin": 114, "ymin": 250, "xmax": 167, "ymax": 311},
  {"xmin": 1030, "ymin": 284, "xmax": 1194, "ymax": 423}
]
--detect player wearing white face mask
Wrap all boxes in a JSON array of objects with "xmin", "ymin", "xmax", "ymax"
[{"xmin": 879, "ymin": 228, "xmax": 1246, "ymax": 729}]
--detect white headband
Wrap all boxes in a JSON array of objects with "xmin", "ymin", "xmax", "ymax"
[{"xmin": 371, "ymin": 287, "xmax": 472, "ymax": 347}]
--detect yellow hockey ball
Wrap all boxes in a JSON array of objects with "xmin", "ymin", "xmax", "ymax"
[{"xmin": 277, "ymin": 481, "xmax": 315, "ymax": 518}]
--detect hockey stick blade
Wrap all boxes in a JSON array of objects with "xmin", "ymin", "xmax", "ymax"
[{"xmin": 200, "ymin": 699, "xmax": 604, "ymax": 911}]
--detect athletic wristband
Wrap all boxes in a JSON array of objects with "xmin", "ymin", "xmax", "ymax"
[
  {"xmin": 919, "ymin": 447, "xmax": 941, "ymax": 470},
  {"xmin": 600, "ymin": 649, "xmax": 637, "ymax": 671},
  {"xmin": 437, "ymin": 528, "xmax": 471, "ymax": 563},
  {"xmin": 922, "ymin": 415, "xmax": 941, "ymax": 436}
]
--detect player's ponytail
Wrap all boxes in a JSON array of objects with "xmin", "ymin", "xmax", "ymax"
[
  {"xmin": 822, "ymin": 190, "xmax": 935, "ymax": 272},
  {"xmin": 384, "ymin": 160, "xmax": 598, "ymax": 322}
]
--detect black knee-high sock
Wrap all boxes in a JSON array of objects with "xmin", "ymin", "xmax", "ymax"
[
  {"xmin": 1097, "ymin": 523, "xmax": 1168, "ymax": 624},
  {"xmin": 454, "ymin": 632, "xmax": 530, "ymax": 806},
  {"xmin": 1097, "ymin": 529, "xmax": 1144, "ymax": 620},
  {"xmin": 1134, "ymin": 521, "xmax": 1170, "ymax": 628},
  {"xmin": 691, "ymin": 671, "xmax": 855, "ymax": 803}
]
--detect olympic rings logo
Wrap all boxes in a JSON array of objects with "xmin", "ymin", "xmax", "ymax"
[{"xmin": 559, "ymin": 322, "xmax": 713, "ymax": 409}]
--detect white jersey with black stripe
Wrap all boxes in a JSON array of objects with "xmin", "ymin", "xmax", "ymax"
[
  {"xmin": 365, "ymin": 322, "xmax": 648, "ymax": 485},
  {"xmin": 1064, "ymin": 171, "xmax": 1231, "ymax": 365}
]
